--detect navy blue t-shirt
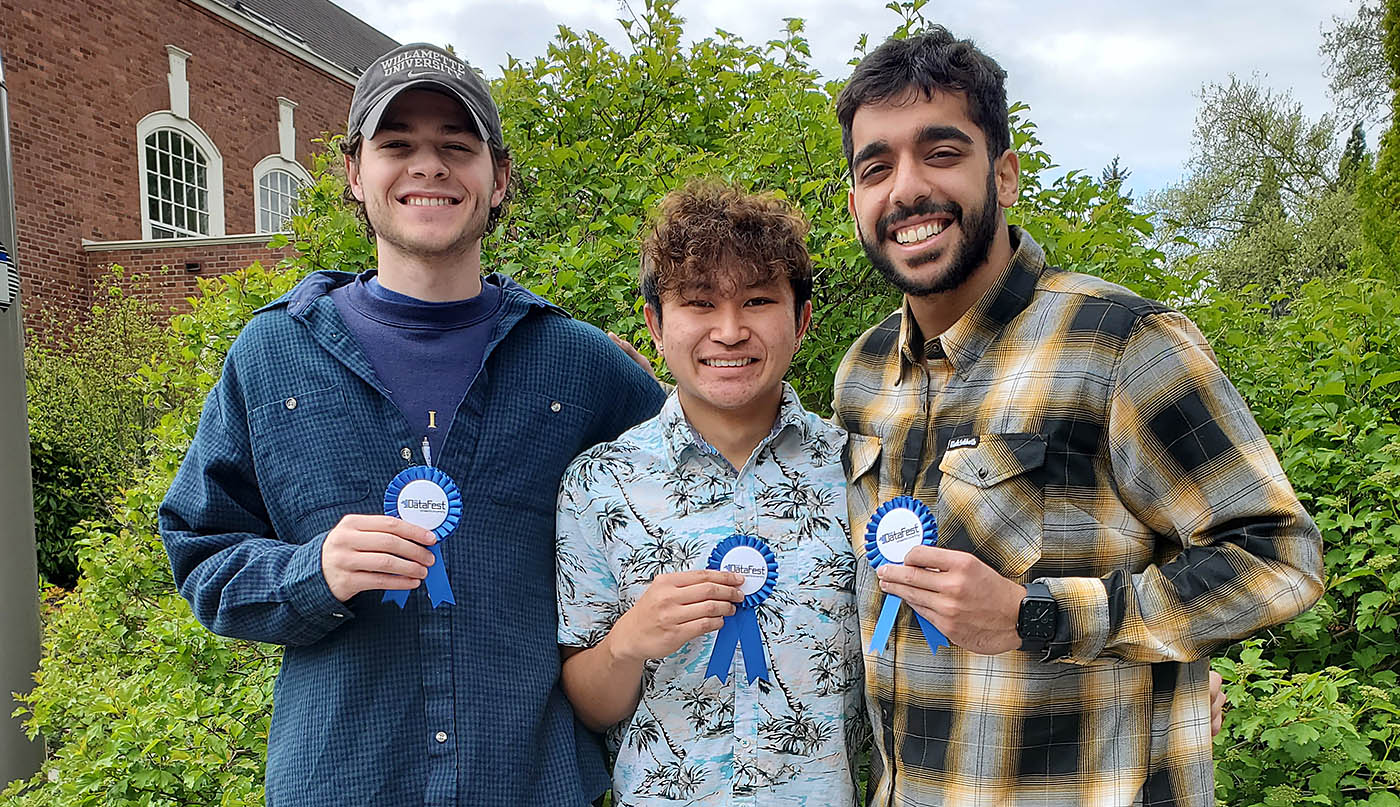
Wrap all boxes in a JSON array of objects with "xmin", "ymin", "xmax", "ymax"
[{"xmin": 331, "ymin": 272, "xmax": 502, "ymax": 459}]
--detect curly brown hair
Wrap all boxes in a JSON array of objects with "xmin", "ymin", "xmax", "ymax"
[
  {"xmin": 338, "ymin": 132, "xmax": 514, "ymax": 241},
  {"xmin": 640, "ymin": 179, "xmax": 812, "ymax": 321}
]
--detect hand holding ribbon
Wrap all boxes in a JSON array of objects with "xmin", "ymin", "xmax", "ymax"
[
  {"xmin": 606, "ymin": 570, "xmax": 744, "ymax": 664},
  {"xmin": 865, "ymin": 496, "xmax": 948, "ymax": 656},
  {"xmin": 704, "ymin": 534, "xmax": 779, "ymax": 684},
  {"xmin": 382, "ymin": 466, "xmax": 462, "ymax": 608}
]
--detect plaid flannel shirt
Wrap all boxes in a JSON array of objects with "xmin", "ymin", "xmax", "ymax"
[{"xmin": 833, "ymin": 228, "xmax": 1323, "ymax": 806}]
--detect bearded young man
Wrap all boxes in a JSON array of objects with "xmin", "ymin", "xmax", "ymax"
[
  {"xmin": 159, "ymin": 43, "xmax": 663, "ymax": 806},
  {"xmin": 832, "ymin": 29, "xmax": 1323, "ymax": 806}
]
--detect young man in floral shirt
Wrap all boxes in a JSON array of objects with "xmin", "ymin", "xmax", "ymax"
[{"xmin": 555, "ymin": 180, "xmax": 865, "ymax": 805}]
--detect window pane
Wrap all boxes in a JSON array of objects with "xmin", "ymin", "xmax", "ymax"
[{"xmin": 143, "ymin": 129, "xmax": 212, "ymax": 236}]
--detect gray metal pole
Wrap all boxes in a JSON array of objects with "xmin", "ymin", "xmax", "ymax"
[{"xmin": 0, "ymin": 46, "xmax": 45, "ymax": 786}]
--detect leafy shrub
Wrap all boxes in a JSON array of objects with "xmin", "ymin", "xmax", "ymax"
[
  {"xmin": 5, "ymin": 263, "xmax": 297, "ymax": 806},
  {"xmin": 1191, "ymin": 274, "xmax": 1400, "ymax": 805},
  {"xmin": 24, "ymin": 269, "xmax": 166, "ymax": 587}
]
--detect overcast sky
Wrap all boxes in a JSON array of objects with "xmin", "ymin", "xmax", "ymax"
[{"xmin": 333, "ymin": 0, "xmax": 1360, "ymax": 196}]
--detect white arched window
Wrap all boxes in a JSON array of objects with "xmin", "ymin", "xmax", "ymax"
[
  {"xmin": 253, "ymin": 157, "xmax": 311, "ymax": 233},
  {"xmin": 136, "ymin": 110, "xmax": 225, "ymax": 239}
]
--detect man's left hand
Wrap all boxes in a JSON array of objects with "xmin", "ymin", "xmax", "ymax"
[{"xmin": 876, "ymin": 545, "xmax": 1026, "ymax": 655}]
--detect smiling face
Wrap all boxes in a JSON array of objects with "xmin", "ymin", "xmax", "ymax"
[
  {"xmin": 847, "ymin": 89, "xmax": 1019, "ymax": 298},
  {"xmin": 645, "ymin": 270, "xmax": 812, "ymax": 430},
  {"xmin": 345, "ymin": 89, "xmax": 509, "ymax": 265}
]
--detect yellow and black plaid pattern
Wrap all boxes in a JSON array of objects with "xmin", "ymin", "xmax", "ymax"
[{"xmin": 833, "ymin": 229, "xmax": 1324, "ymax": 806}]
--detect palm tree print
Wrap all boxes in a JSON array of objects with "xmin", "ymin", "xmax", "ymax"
[
  {"xmin": 554, "ymin": 393, "xmax": 862, "ymax": 804},
  {"xmin": 637, "ymin": 762, "xmax": 707, "ymax": 800},
  {"xmin": 561, "ymin": 441, "xmax": 635, "ymax": 490},
  {"xmin": 594, "ymin": 499, "xmax": 629, "ymax": 545},
  {"xmin": 758, "ymin": 706, "xmax": 835, "ymax": 756}
]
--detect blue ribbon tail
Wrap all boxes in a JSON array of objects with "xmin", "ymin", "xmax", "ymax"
[
  {"xmin": 382, "ymin": 589, "xmax": 409, "ymax": 608},
  {"xmin": 706, "ymin": 611, "xmax": 742, "ymax": 683},
  {"xmin": 734, "ymin": 607, "xmax": 768, "ymax": 683},
  {"xmin": 424, "ymin": 543, "xmax": 454, "ymax": 607},
  {"xmin": 913, "ymin": 611, "xmax": 949, "ymax": 654},
  {"xmin": 869, "ymin": 593, "xmax": 903, "ymax": 655}
]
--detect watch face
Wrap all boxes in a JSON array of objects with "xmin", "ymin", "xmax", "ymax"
[{"xmin": 1020, "ymin": 600, "xmax": 1057, "ymax": 641}]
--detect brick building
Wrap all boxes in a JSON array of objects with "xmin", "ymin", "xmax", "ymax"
[{"xmin": 0, "ymin": 0, "xmax": 395, "ymax": 327}]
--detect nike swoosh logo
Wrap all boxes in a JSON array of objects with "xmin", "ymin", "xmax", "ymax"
[{"xmin": 406, "ymin": 70, "xmax": 435, "ymax": 78}]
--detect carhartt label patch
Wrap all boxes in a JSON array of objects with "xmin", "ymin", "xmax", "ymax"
[{"xmin": 948, "ymin": 435, "xmax": 980, "ymax": 451}]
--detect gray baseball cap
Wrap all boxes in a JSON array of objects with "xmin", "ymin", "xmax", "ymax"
[{"xmin": 348, "ymin": 43, "xmax": 503, "ymax": 149}]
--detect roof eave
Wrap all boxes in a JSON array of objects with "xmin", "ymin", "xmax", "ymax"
[{"xmin": 181, "ymin": 0, "xmax": 360, "ymax": 85}]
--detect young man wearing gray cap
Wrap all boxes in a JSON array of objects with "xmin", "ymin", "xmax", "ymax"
[{"xmin": 159, "ymin": 43, "xmax": 664, "ymax": 806}]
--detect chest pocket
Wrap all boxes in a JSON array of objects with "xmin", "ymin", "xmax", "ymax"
[
  {"xmin": 249, "ymin": 385, "xmax": 371, "ymax": 525},
  {"xmin": 841, "ymin": 432, "xmax": 883, "ymax": 536},
  {"xmin": 488, "ymin": 392, "xmax": 594, "ymax": 513},
  {"xmin": 936, "ymin": 433, "xmax": 1046, "ymax": 581}
]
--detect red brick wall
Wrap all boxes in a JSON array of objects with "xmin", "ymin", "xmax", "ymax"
[
  {"xmin": 84, "ymin": 239, "xmax": 294, "ymax": 315},
  {"xmin": 1, "ymin": 0, "xmax": 355, "ymax": 329}
]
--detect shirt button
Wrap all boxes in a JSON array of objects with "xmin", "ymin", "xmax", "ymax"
[
  {"xmin": 550, "ymin": 401, "xmax": 562, "ymax": 412},
  {"xmin": 434, "ymin": 731, "xmax": 448, "ymax": 743},
  {"xmin": 401, "ymin": 447, "xmax": 412, "ymax": 460},
  {"xmin": 284, "ymin": 397, "xmax": 297, "ymax": 410}
]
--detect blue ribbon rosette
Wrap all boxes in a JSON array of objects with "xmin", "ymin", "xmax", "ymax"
[
  {"xmin": 382, "ymin": 465, "xmax": 462, "ymax": 608},
  {"xmin": 865, "ymin": 495, "xmax": 948, "ymax": 656},
  {"xmin": 704, "ymin": 534, "xmax": 778, "ymax": 684}
]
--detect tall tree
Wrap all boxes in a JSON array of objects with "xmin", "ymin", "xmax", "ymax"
[
  {"xmin": 1358, "ymin": 0, "xmax": 1400, "ymax": 275},
  {"xmin": 1157, "ymin": 77, "xmax": 1338, "ymax": 248},
  {"xmin": 1322, "ymin": 1, "xmax": 1390, "ymax": 127},
  {"xmin": 1338, "ymin": 123, "xmax": 1368, "ymax": 188}
]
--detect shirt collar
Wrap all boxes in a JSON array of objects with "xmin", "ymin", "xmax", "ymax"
[
  {"xmin": 898, "ymin": 226, "xmax": 1046, "ymax": 374},
  {"xmin": 260, "ymin": 269, "xmax": 567, "ymax": 319},
  {"xmin": 659, "ymin": 381, "xmax": 811, "ymax": 470}
]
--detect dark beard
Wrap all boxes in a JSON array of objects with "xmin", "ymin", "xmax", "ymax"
[{"xmin": 858, "ymin": 168, "xmax": 1000, "ymax": 297}]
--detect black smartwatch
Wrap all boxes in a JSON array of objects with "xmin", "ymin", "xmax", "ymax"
[{"xmin": 1017, "ymin": 581, "xmax": 1058, "ymax": 655}]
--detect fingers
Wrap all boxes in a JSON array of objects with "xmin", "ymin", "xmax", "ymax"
[
  {"xmin": 904, "ymin": 545, "xmax": 961, "ymax": 570},
  {"xmin": 1209, "ymin": 669, "xmax": 1226, "ymax": 737},
  {"xmin": 349, "ymin": 571, "xmax": 423, "ymax": 592},
  {"xmin": 662, "ymin": 569, "xmax": 745, "ymax": 588},
  {"xmin": 338, "ymin": 514, "xmax": 437, "ymax": 546},
  {"xmin": 673, "ymin": 598, "xmax": 738, "ymax": 622},
  {"xmin": 608, "ymin": 332, "xmax": 659, "ymax": 381},
  {"xmin": 671, "ymin": 616, "xmax": 727, "ymax": 642},
  {"xmin": 328, "ymin": 517, "xmax": 437, "ymax": 568},
  {"xmin": 654, "ymin": 570, "xmax": 745, "ymax": 603},
  {"xmin": 876, "ymin": 562, "xmax": 940, "ymax": 594},
  {"xmin": 323, "ymin": 514, "xmax": 440, "ymax": 601},
  {"xmin": 343, "ymin": 550, "xmax": 432, "ymax": 580},
  {"xmin": 877, "ymin": 579, "xmax": 939, "ymax": 613}
]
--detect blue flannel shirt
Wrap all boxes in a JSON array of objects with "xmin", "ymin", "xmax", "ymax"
[{"xmin": 159, "ymin": 270, "xmax": 665, "ymax": 807}]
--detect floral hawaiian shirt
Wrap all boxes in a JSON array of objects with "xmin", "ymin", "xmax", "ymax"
[{"xmin": 556, "ymin": 383, "xmax": 865, "ymax": 806}]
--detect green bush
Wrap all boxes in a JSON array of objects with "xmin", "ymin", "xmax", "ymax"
[
  {"xmin": 24, "ymin": 269, "xmax": 167, "ymax": 587},
  {"xmin": 5, "ymin": 263, "xmax": 297, "ymax": 806},
  {"xmin": 1191, "ymin": 275, "xmax": 1400, "ymax": 805}
]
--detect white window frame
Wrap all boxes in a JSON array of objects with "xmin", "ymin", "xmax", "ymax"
[
  {"xmin": 136, "ymin": 111, "xmax": 225, "ymax": 240},
  {"xmin": 252, "ymin": 156, "xmax": 311, "ymax": 234}
]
